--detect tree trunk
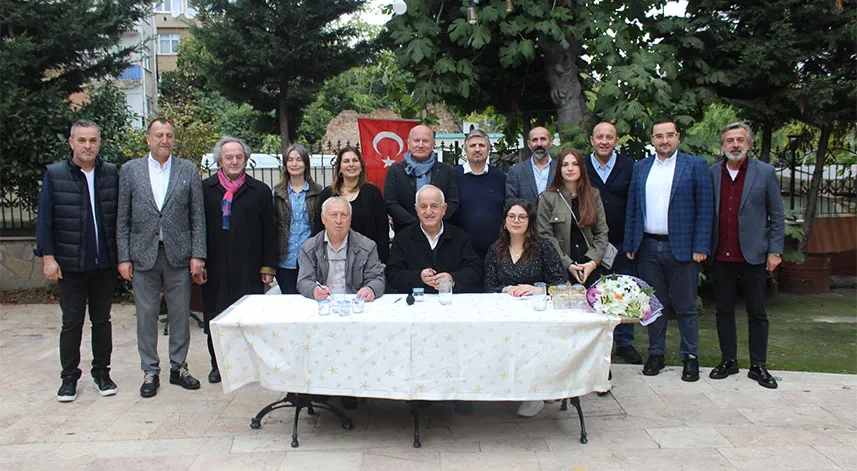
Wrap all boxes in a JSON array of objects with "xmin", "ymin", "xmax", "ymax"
[
  {"xmin": 759, "ymin": 125, "xmax": 772, "ymax": 163},
  {"xmin": 798, "ymin": 124, "xmax": 831, "ymax": 253},
  {"xmin": 543, "ymin": 40, "xmax": 590, "ymax": 136},
  {"xmin": 278, "ymin": 87, "xmax": 290, "ymax": 154}
]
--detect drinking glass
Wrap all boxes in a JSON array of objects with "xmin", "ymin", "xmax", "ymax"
[
  {"xmin": 438, "ymin": 278, "xmax": 453, "ymax": 305},
  {"xmin": 351, "ymin": 296, "xmax": 365, "ymax": 314},
  {"xmin": 532, "ymin": 282, "xmax": 547, "ymax": 311},
  {"xmin": 317, "ymin": 299, "xmax": 331, "ymax": 316},
  {"xmin": 412, "ymin": 287, "xmax": 425, "ymax": 302}
]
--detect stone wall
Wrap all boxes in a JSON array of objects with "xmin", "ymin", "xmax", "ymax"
[
  {"xmin": 0, "ymin": 238, "xmax": 49, "ymax": 290},
  {"xmin": 321, "ymin": 106, "xmax": 461, "ymax": 149}
]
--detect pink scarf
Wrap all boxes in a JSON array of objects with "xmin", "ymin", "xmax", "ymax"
[{"xmin": 217, "ymin": 169, "xmax": 245, "ymax": 230}]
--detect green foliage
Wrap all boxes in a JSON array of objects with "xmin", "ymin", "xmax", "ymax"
[
  {"xmin": 0, "ymin": 0, "xmax": 150, "ymax": 211},
  {"xmin": 191, "ymin": 0, "xmax": 375, "ymax": 151},
  {"xmin": 76, "ymin": 82, "xmax": 140, "ymax": 165}
]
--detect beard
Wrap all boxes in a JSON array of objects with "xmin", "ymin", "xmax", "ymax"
[
  {"xmin": 726, "ymin": 147, "xmax": 748, "ymax": 162},
  {"xmin": 531, "ymin": 146, "xmax": 548, "ymax": 159}
]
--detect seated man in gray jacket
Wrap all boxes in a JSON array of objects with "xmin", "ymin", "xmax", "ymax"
[{"xmin": 297, "ymin": 196, "xmax": 385, "ymax": 301}]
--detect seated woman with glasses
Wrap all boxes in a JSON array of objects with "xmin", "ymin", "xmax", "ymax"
[
  {"xmin": 537, "ymin": 148, "xmax": 610, "ymax": 287},
  {"xmin": 484, "ymin": 199, "xmax": 567, "ymax": 296}
]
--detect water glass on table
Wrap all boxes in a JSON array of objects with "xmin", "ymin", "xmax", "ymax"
[
  {"xmin": 438, "ymin": 278, "xmax": 453, "ymax": 305},
  {"xmin": 532, "ymin": 282, "xmax": 547, "ymax": 311}
]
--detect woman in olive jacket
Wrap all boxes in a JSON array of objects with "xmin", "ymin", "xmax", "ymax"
[
  {"xmin": 537, "ymin": 148, "xmax": 610, "ymax": 287},
  {"xmin": 273, "ymin": 144, "xmax": 323, "ymax": 293}
]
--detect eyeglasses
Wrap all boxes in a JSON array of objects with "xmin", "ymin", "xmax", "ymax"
[
  {"xmin": 653, "ymin": 132, "xmax": 677, "ymax": 140},
  {"xmin": 506, "ymin": 214, "xmax": 528, "ymax": 222}
]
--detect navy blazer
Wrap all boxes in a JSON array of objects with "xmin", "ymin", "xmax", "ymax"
[
  {"xmin": 586, "ymin": 153, "xmax": 634, "ymax": 248},
  {"xmin": 709, "ymin": 158, "xmax": 785, "ymax": 265},
  {"xmin": 384, "ymin": 159, "xmax": 459, "ymax": 233},
  {"xmin": 505, "ymin": 157, "xmax": 557, "ymax": 204},
  {"xmin": 624, "ymin": 152, "xmax": 714, "ymax": 262}
]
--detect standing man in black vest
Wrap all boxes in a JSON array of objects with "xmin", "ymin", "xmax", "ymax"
[
  {"xmin": 585, "ymin": 122, "xmax": 642, "ymax": 364},
  {"xmin": 36, "ymin": 120, "xmax": 119, "ymax": 402}
]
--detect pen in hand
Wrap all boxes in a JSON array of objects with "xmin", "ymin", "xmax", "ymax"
[{"xmin": 314, "ymin": 280, "xmax": 331, "ymax": 298}]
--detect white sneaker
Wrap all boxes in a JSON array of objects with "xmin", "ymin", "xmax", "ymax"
[{"xmin": 516, "ymin": 400, "xmax": 545, "ymax": 417}]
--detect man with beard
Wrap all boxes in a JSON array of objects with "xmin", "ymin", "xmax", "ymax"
[
  {"xmin": 505, "ymin": 126, "xmax": 556, "ymax": 204},
  {"xmin": 707, "ymin": 123, "xmax": 784, "ymax": 389},
  {"xmin": 624, "ymin": 118, "xmax": 713, "ymax": 382},
  {"xmin": 454, "ymin": 128, "xmax": 506, "ymax": 261},
  {"xmin": 385, "ymin": 125, "xmax": 459, "ymax": 233}
]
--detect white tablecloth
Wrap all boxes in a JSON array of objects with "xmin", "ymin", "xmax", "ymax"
[{"xmin": 211, "ymin": 294, "xmax": 621, "ymax": 401}]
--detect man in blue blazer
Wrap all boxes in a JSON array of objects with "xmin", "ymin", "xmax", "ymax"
[
  {"xmin": 586, "ymin": 122, "xmax": 641, "ymax": 365},
  {"xmin": 505, "ymin": 126, "xmax": 556, "ymax": 205},
  {"xmin": 708, "ymin": 123, "xmax": 784, "ymax": 389},
  {"xmin": 624, "ymin": 119, "xmax": 714, "ymax": 382}
]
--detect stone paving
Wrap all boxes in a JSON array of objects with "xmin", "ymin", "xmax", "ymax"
[{"xmin": 1, "ymin": 303, "xmax": 855, "ymax": 471}]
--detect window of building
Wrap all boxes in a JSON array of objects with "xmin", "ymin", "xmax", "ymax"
[
  {"xmin": 154, "ymin": 0, "xmax": 181, "ymax": 14},
  {"xmin": 158, "ymin": 34, "xmax": 180, "ymax": 55},
  {"xmin": 143, "ymin": 47, "xmax": 151, "ymax": 71}
]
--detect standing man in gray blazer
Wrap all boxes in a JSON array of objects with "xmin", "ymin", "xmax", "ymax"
[
  {"xmin": 708, "ymin": 122, "xmax": 784, "ymax": 389},
  {"xmin": 117, "ymin": 117, "xmax": 207, "ymax": 398},
  {"xmin": 505, "ymin": 126, "xmax": 557, "ymax": 205}
]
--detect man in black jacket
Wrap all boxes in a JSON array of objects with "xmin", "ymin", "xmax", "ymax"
[
  {"xmin": 35, "ymin": 120, "xmax": 119, "ymax": 402},
  {"xmin": 386, "ymin": 185, "xmax": 481, "ymax": 294},
  {"xmin": 586, "ymin": 122, "xmax": 642, "ymax": 365}
]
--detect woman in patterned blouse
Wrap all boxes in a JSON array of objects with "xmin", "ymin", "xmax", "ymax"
[{"xmin": 484, "ymin": 199, "xmax": 567, "ymax": 295}]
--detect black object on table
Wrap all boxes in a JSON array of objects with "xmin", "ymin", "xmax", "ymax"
[{"xmin": 249, "ymin": 393, "xmax": 354, "ymax": 448}]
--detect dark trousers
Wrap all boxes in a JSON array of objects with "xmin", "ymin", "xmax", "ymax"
[
  {"xmin": 712, "ymin": 261, "xmax": 769, "ymax": 365},
  {"xmin": 636, "ymin": 235, "xmax": 700, "ymax": 359},
  {"xmin": 276, "ymin": 267, "xmax": 299, "ymax": 294},
  {"xmin": 57, "ymin": 268, "xmax": 116, "ymax": 380}
]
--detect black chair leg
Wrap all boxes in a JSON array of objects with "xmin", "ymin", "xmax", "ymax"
[
  {"xmin": 410, "ymin": 406, "xmax": 422, "ymax": 448},
  {"xmin": 569, "ymin": 396, "xmax": 588, "ymax": 444}
]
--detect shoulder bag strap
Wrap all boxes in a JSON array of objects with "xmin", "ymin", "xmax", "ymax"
[{"xmin": 556, "ymin": 191, "xmax": 594, "ymax": 251}]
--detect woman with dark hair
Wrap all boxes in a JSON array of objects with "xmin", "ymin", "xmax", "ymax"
[
  {"xmin": 273, "ymin": 144, "xmax": 322, "ymax": 293},
  {"xmin": 537, "ymin": 148, "xmax": 610, "ymax": 286},
  {"xmin": 313, "ymin": 146, "xmax": 390, "ymax": 262},
  {"xmin": 484, "ymin": 200, "xmax": 567, "ymax": 295}
]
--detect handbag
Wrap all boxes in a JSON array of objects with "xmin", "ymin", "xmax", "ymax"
[{"xmin": 557, "ymin": 192, "xmax": 618, "ymax": 270}]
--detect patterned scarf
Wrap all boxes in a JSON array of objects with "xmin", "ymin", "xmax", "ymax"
[
  {"xmin": 403, "ymin": 151, "xmax": 437, "ymax": 190},
  {"xmin": 217, "ymin": 169, "xmax": 245, "ymax": 230}
]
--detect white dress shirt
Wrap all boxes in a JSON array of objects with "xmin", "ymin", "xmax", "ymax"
[
  {"xmin": 462, "ymin": 161, "xmax": 489, "ymax": 175},
  {"xmin": 148, "ymin": 154, "xmax": 171, "ymax": 211},
  {"xmin": 421, "ymin": 223, "xmax": 444, "ymax": 250},
  {"xmin": 81, "ymin": 168, "xmax": 99, "ymax": 253},
  {"xmin": 644, "ymin": 151, "xmax": 677, "ymax": 235},
  {"xmin": 324, "ymin": 232, "xmax": 349, "ymax": 292}
]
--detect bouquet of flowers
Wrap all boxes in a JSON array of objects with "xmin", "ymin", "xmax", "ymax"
[{"xmin": 586, "ymin": 275, "xmax": 663, "ymax": 326}]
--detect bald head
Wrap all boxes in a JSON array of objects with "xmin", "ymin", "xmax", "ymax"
[
  {"xmin": 590, "ymin": 122, "xmax": 618, "ymax": 162},
  {"xmin": 408, "ymin": 125, "xmax": 435, "ymax": 162}
]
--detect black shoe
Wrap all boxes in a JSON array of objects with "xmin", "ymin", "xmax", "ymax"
[
  {"xmin": 642, "ymin": 355, "xmax": 665, "ymax": 376},
  {"xmin": 682, "ymin": 356, "xmax": 700, "ymax": 382},
  {"xmin": 93, "ymin": 375, "xmax": 118, "ymax": 396},
  {"xmin": 340, "ymin": 396, "xmax": 359, "ymax": 410},
  {"xmin": 140, "ymin": 372, "xmax": 160, "ymax": 398},
  {"xmin": 208, "ymin": 367, "xmax": 221, "ymax": 384},
  {"xmin": 57, "ymin": 379, "xmax": 77, "ymax": 402},
  {"xmin": 615, "ymin": 345, "xmax": 643, "ymax": 364},
  {"xmin": 453, "ymin": 401, "xmax": 473, "ymax": 415},
  {"xmin": 709, "ymin": 359, "xmax": 739, "ymax": 380},
  {"xmin": 748, "ymin": 364, "xmax": 778, "ymax": 389},
  {"xmin": 170, "ymin": 365, "xmax": 201, "ymax": 390}
]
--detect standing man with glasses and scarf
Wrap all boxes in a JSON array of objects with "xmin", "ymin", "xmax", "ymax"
[
  {"xmin": 384, "ymin": 125, "xmax": 459, "ymax": 233},
  {"xmin": 198, "ymin": 136, "xmax": 277, "ymax": 383}
]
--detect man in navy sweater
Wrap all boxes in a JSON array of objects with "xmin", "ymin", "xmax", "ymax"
[
  {"xmin": 586, "ymin": 122, "xmax": 642, "ymax": 365},
  {"xmin": 454, "ymin": 128, "xmax": 507, "ymax": 262}
]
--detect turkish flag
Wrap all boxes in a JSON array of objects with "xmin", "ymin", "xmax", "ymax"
[{"xmin": 358, "ymin": 118, "xmax": 418, "ymax": 192}]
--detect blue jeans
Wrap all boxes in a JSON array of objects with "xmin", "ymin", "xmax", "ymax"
[{"xmin": 636, "ymin": 235, "xmax": 700, "ymax": 359}]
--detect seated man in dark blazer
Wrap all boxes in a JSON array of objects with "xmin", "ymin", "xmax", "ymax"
[{"xmin": 386, "ymin": 185, "xmax": 482, "ymax": 295}]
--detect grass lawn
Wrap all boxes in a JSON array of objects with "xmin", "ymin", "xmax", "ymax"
[{"xmin": 624, "ymin": 288, "xmax": 857, "ymax": 374}]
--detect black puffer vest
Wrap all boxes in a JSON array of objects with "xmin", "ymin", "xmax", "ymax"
[{"xmin": 44, "ymin": 155, "xmax": 118, "ymax": 271}]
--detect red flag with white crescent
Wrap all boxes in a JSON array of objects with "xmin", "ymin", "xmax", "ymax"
[{"xmin": 358, "ymin": 118, "xmax": 419, "ymax": 193}]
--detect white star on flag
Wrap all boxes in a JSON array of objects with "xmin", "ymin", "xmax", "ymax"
[{"xmin": 382, "ymin": 156, "xmax": 396, "ymax": 168}]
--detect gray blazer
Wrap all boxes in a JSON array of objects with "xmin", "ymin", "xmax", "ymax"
[
  {"xmin": 505, "ymin": 157, "xmax": 557, "ymax": 204},
  {"xmin": 296, "ymin": 229, "xmax": 386, "ymax": 299},
  {"xmin": 709, "ymin": 158, "xmax": 785, "ymax": 265},
  {"xmin": 117, "ymin": 155, "xmax": 206, "ymax": 271}
]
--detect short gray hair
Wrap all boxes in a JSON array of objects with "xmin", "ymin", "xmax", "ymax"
[
  {"xmin": 415, "ymin": 184, "xmax": 445, "ymax": 205},
  {"xmin": 70, "ymin": 120, "xmax": 100, "ymax": 138},
  {"xmin": 321, "ymin": 196, "xmax": 352, "ymax": 216},
  {"xmin": 720, "ymin": 122, "xmax": 754, "ymax": 146},
  {"xmin": 213, "ymin": 136, "xmax": 252, "ymax": 163},
  {"xmin": 464, "ymin": 128, "xmax": 491, "ymax": 154}
]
